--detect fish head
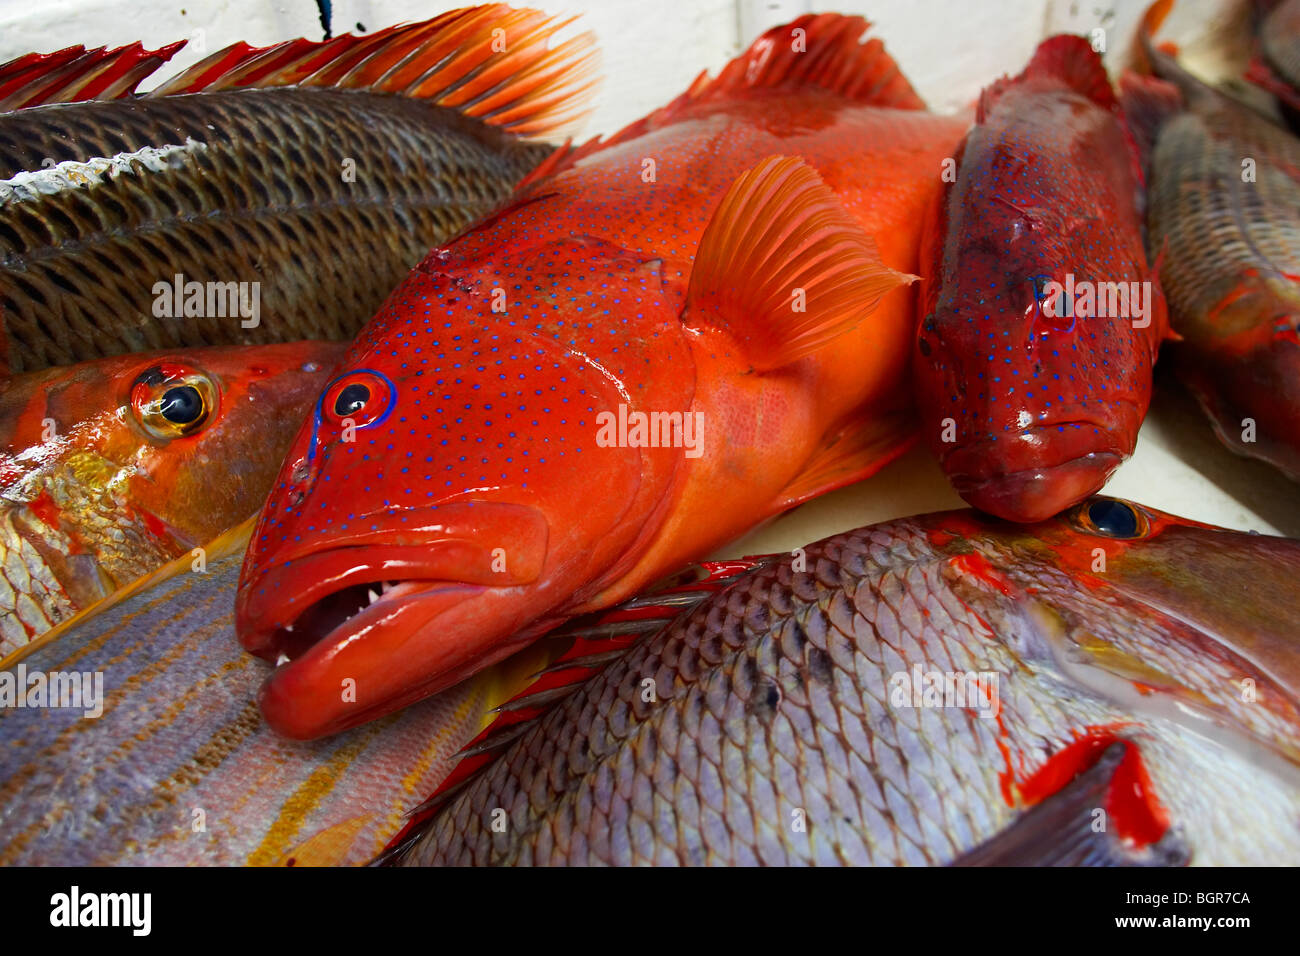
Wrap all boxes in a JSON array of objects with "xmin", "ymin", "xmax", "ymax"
[
  {"xmin": 0, "ymin": 341, "xmax": 342, "ymax": 565},
  {"xmin": 926, "ymin": 496, "xmax": 1300, "ymax": 762},
  {"xmin": 236, "ymin": 236, "xmax": 693, "ymax": 739},
  {"xmin": 914, "ymin": 151, "xmax": 1159, "ymax": 523}
]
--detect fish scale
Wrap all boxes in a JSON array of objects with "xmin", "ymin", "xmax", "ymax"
[
  {"xmin": 0, "ymin": 89, "xmax": 550, "ymax": 371},
  {"xmin": 404, "ymin": 502, "xmax": 1300, "ymax": 866}
]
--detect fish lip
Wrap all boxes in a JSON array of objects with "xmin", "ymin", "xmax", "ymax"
[
  {"xmin": 950, "ymin": 450, "xmax": 1124, "ymax": 523},
  {"xmin": 236, "ymin": 545, "xmax": 487, "ymax": 662}
]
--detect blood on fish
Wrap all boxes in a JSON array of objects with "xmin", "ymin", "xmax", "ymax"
[{"xmin": 1019, "ymin": 728, "xmax": 1169, "ymax": 848}]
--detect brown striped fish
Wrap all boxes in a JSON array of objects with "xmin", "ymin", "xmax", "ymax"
[{"xmin": 0, "ymin": 5, "xmax": 597, "ymax": 374}]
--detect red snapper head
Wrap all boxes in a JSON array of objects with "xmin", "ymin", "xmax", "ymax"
[{"xmin": 236, "ymin": 236, "xmax": 690, "ymax": 738}]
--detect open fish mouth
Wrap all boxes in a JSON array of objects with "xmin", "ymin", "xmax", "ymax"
[{"xmin": 256, "ymin": 577, "xmax": 482, "ymax": 667}]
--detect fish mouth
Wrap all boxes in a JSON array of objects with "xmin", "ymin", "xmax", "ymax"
[{"xmin": 945, "ymin": 421, "xmax": 1127, "ymax": 522}]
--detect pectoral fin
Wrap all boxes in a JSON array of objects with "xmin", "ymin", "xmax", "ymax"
[{"xmin": 952, "ymin": 742, "xmax": 1190, "ymax": 867}]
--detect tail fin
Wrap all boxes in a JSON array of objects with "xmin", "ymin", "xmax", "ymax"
[
  {"xmin": 0, "ymin": 5, "xmax": 600, "ymax": 138},
  {"xmin": 370, "ymin": 558, "xmax": 767, "ymax": 865},
  {"xmin": 979, "ymin": 35, "xmax": 1115, "ymax": 123}
]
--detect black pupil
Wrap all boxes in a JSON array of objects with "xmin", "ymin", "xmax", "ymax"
[
  {"xmin": 160, "ymin": 385, "xmax": 203, "ymax": 424},
  {"xmin": 1088, "ymin": 498, "xmax": 1139, "ymax": 537},
  {"xmin": 335, "ymin": 383, "xmax": 370, "ymax": 417}
]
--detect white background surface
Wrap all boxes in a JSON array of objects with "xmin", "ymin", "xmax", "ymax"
[{"xmin": 1, "ymin": 0, "xmax": 1293, "ymax": 549}]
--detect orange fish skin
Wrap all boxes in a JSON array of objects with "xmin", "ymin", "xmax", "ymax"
[
  {"xmin": 0, "ymin": 341, "xmax": 343, "ymax": 653},
  {"xmin": 236, "ymin": 14, "xmax": 970, "ymax": 739},
  {"xmin": 914, "ymin": 36, "xmax": 1170, "ymax": 524}
]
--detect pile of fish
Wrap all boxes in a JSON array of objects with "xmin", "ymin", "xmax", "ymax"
[{"xmin": 0, "ymin": 1, "xmax": 1297, "ymax": 867}]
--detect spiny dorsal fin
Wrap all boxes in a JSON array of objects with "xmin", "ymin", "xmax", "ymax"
[
  {"xmin": 151, "ymin": 6, "xmax": 600, "ymax": 137},
  {"xmin": 371, "ymin": 558, "xmax": 765, "ymax": 865},
  {"xmin": 0, "ymin": 41, "xmax": 186, "ymax": 111},
  {"xmin": 978, "ymin": 35, "xmax": 1115, "ymax": 123},
  {"xmin": 1, "ymin": 6, "xmax": 600, "ymax": 138},
  {"xmin": 684, "ymin": 155, "xmax": 916, "ymax": 372},
  {"xmin": 1118, "ymin": 71, "xmax": 1183, "ymax": 164},
  {"xmin": 549, "ymin": 13, "xmax": 924, "ymax": 175}
]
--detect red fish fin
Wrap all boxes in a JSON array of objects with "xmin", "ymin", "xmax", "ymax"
[
  {"xmin": 1132, "ymin": 0, "xmax": 1175, "ymax": 76},
  {"xmin": 371, "ymin": 560, "xmax": 763, "ymax": 864},
  {"xmin": 952, "ymin": 741, "xmax": 1189, "ymax": 866},
  {"xmin": 1118, "ymin": 71, "xmax": 1183, "ymax": 164},
  {"xmin": 537, "ymin": 13, "xmax": 926, "ymax": 181},
  {"xmin": 147, "ymin": 7, "xmax": 600, "ymax": 138},
  {"xmin": 980, "ymin": 35, "xmax": 1115, "ymax": 124},
  {"xmin": 776, "ymin": 408, "xmax": 917, "ymax": 509},
  {"xmin": 0, "ymin": 41, "xmax": 187, "ymax": 111},
  {"xmin": 684, "ymin": 155, "xmax": 917, "ymax": 372}
]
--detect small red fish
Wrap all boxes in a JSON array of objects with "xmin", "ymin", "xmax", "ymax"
[
  {"xmin": 235, "ymin": 14, "xmax": 971, "ymax": 739},
  {"xmin": 913, "ymin": 36, "xmax": 1171, "ymax": 523}
]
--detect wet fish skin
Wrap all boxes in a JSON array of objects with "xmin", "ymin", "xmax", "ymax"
[
  {"xmin": 406, "ymin": 499, "xmax": 1300, "ymax": 866},
  {"xmin": 0, "ymin": 88, "xmax": 550, "ymax": 372},
  {"xmin": 0, "ymin": 341, "xmax": 343, "ymax": 653}
]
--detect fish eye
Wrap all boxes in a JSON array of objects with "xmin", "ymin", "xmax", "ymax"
[
  {"xmin": 130, "ymin": 364, "xmax": 218, "ymax": 440},
  {"xmin": 322, "ymin": 371, "xmax": 393, "ymax": 429},
  {"xmin": 1072, "ymin": 496, "xmax": 1150, "ymax": 539}
]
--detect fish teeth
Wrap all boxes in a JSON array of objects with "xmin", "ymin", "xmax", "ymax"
[
  {"xmin": 275, "ymin": 653, "xmax": 289, "ymax": 666},
  {"xmin": 367, "ymin": 588, "xmax": 380, "ymax": 605},
  {"xmin": 381, "ymin": 581, "xmax": 394, "ymax": 594}
]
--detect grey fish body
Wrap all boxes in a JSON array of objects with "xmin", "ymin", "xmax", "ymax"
[
  {"xmin": 0, "ymin": 87, "xmax": 550, "ymax": 371},
  {"xmin": 407, "ymin": 502, "xmax": 1300, "ymax": 866}
]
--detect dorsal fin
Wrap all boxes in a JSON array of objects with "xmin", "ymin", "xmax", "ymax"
[
  {"xmin": 684, "ymin": 155, "xmax": 916, "ymax": 372},
  {"xmin": 978, "ymin": 35, "xmax": 1116, "ymax": 123},
  {"xmin": 0, "ymin": 41, "xmax": 186, "ymax": 111},
  {"xmin": 1118, "ymin": 71, "xmax": 1183, "ymax": 164},
  {"xmin": 370, "ymin": 558, "xmax": 765, "ymax": 864},
  {"xmin": 548, "ymin": 13, "xmax": 925, "ymax": 175},
  {"xmin": 1, "ymin": 6, "xmax": 600, "ymax": 138}
]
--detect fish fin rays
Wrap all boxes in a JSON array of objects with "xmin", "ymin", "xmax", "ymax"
[
  {"xmin": 979, "ymin": 35, "xmax": 1115, "ymax": 123},
  {"xmin": 545, "ymin": 13, "xmax": 925, "ymax": 174},
  {"xmin": 371, "ymin": 559, "xmax": 762, "ymax": 864},
  {"xmin": 0, "ymin": 40, "xmax": 187, "ymax": 111},
  {"xmin": 1118, "ymin": 72, "xmax": 1183, "ymax": 165},
  {"xmin": 0, "ymin": 8, "xmax": 600, "ymax": 138},
  {"xmin": 776, "ymin": 409, "xmax": 917, "ymax": 510},
  {"xmin": 951, "ymin": 743, "xmax": 1191, "ymax": 867},
  {"xmin": 684, "ymin": 155, "xmax": 916, "ymax": 372}
]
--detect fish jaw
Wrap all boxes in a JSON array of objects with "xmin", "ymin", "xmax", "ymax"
[{"xmin": 950, "ymin": 451, "xmax": 1123, "ymax": 523}]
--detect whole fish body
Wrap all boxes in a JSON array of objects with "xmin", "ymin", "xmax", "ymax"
[
  {"xmin": 1123, "ymin": 0, "xmax": 1300, "ymax": 480},
  {"xmin": 0, "ymin": 535, "xmax": 558, "ymax": 866},
  {"xmin": 0, "ymin": 6, "xmax": 596, "ymax": 373},
  {"xmin": 402, "ymin": 497, "xmax": 1300, "ymax": 866},
  {"xmin": 914, "ymin": 36, "xmax": 1170, "ymax": 523},
  {"xmin": 235, "ymin": 13, "xmax": 972, "ymax": 739},
  {"xmin": 0, "ymin": 341, "xmax": 343, "ymax": 655}
]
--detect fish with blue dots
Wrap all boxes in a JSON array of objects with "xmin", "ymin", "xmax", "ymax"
[
  {"xmin": 234, "ymin": 14, "xmax": 970, "ymax": 738},
  {"xmin": 914, "ymin": 35, "xmax": 1172, "ymax": 523}
]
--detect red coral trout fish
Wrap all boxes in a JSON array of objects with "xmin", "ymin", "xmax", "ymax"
[
  {"xmin": 391, "ymin": 497, "xmax": 1300, "ymax": 866},
  {"xmin": 0, "ymin": 341, "xmax": 342, "ymax": 654},
  {"xmin": 236, "ymin": 14, "xmax": 971, "ymax": 739},
  {"xmin": 914, "ymin": 36, "xmax": 1171, "ymax": 523}
]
